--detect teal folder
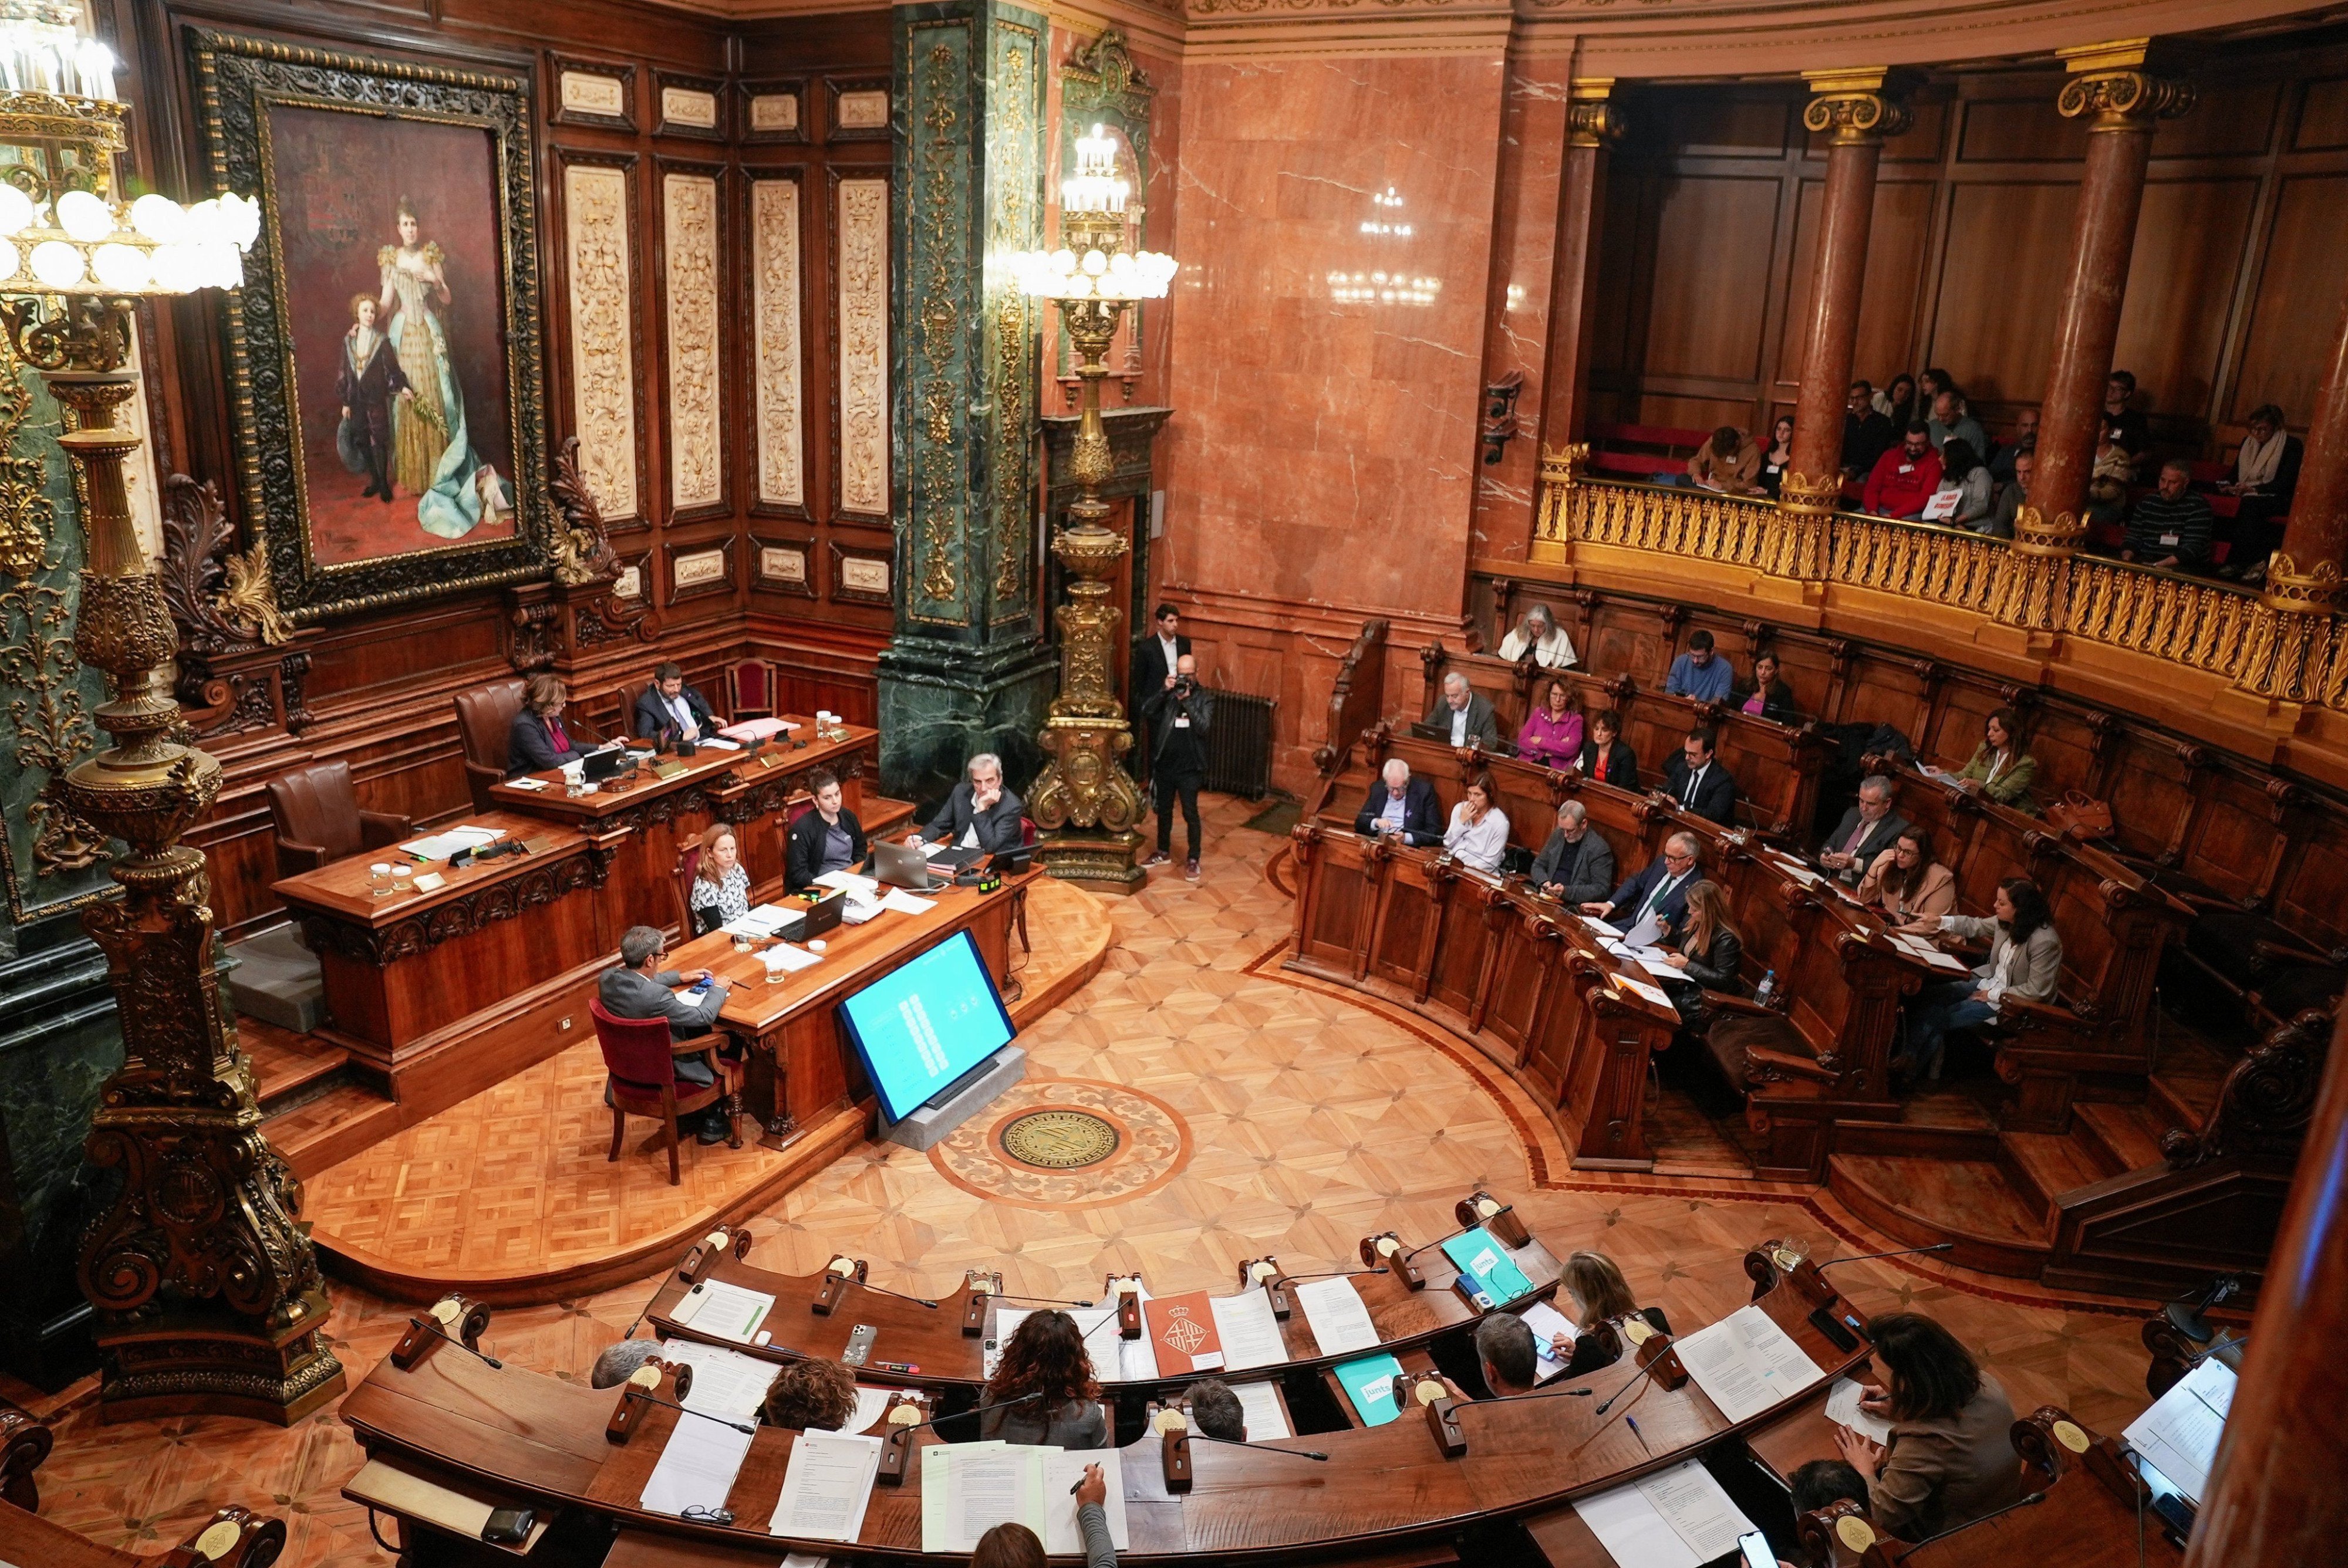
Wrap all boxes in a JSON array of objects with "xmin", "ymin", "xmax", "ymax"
[
  {"xmin": 1333, "ymin": 1353, "xmax": 1407, "ymax": 1427},
  {"xmin": 1441, "ymin": 1228, "xmax": 1536, "ymax": 1303}
]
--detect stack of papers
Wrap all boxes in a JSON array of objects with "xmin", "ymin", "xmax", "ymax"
[
  {"xmin": 2123, "ymin": 1356, "xmax": 2235, "ymax": 1506},
  {"xmin": 670, "ymin": 1279, "xmax": 777, "ymax": 1344},
  {"xmin": 879, "ymin": 890, "xmax": 937, "ymax": 915},
  {"xmin": 1614, "ymin": 975, "xmax": 1679, "ymax": 1012},
  {"xmin": 721, "ymin": 904, "xmax": 802, "ymax": 940},
  {"xmin": 770, "ymin": 1430, "xmax": 884, "ymax": 1543},
  {"xmin": 832, "ymin": 1387, "xmax": 895, "ymax": 1435},
  {"xmin": 504, "ymin": 776, "xmax": 549, "ymax": 792},
  {"xmin": 1578, "ymin": 915, "xmax": 1625, "ymax": 940},
  {"xmin": 1604, "ymin": 940, "xmax": 1682, "ymax": 982},
  {"xmin": 815, "ymin": 870, "xmax": 879, "ymax": 896},
  {"xmin": 1572, "ymin": 1458, "xmax": 1757, "ymax": 1568},
  {"xmin": 763, "ymin": 942, "xmax": 823, "ymax": 975},
  {"xmin": 701, "ymin": 736, "xmax": 742, "ymax": 751},
  {"xmin": 1293, "ymin": 1276, "xmax": 1381, "ymax": 1356},
  {"xmin": 641, "ymin": 1413, "xmax": 755, "ymax": 1519},
  {"xmin": 1232, "ymin": 1380, "xmax": 1292, "ymax": 1438},
  {"xmin": 399, "ymin": 825, "xmax": 506, "ymax": 860},
  {"xmin": 1675, "ymin": 1304, "xmax": 1826, "ymax": 1422},
  {"xmin": 720, "ymin": 717, "xmax": 796, "ymax": 743},
  {"xmin": 918, "ymin": 1444, "xmax": 1129, "ymax": 1555},
  {"xmin": 655, "ymin": 1340, "xmax": 779, "ymax": 1419},
  {"xmin": 1888, "ymin": 932, "xmax": 1972, "ymax": 972}
]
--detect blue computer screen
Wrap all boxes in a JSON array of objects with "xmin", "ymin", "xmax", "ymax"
[{"xmin": 838, "ymin": 929, "xmax": 1017, "ymax": 1121}]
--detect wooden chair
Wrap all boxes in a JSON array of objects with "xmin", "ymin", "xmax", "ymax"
[
  {"xmin": 265, "ymin": 761, "xmax": 413, "ymax": 881},
  {"xmin": 673, "ymin": 842, "xmax": 706, "ymax": 937},
  {"xmin": 451, "ymin": 677, "xmax": 526, "ymax": 812},
  {"xmin": 591, "ymin": 999, "xmax": 740, "ymax": 1184},
  {"xmin": 726, "ymin": 659, "xmax": 778, "ymax": 721}
]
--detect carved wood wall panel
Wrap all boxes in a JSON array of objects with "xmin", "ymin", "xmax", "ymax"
[
  {"xmin": 562, "ymin": 160, "xmax": 642, "ymax": 523},
  {"xmin": 663, "ymin": 170, "xmax": 726, "ymax": 515},
  {"xmin": 751, "ymin": 177, "xmax": 806, "ymax": 510},
  {"xmin": 835, "ymin": 175, "xmax": 890, "ymax": 522}
]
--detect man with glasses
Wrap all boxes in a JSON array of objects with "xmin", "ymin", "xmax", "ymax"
[{"xmin": 1583, "ymin": 832, "xmax": 1705, "ymax": 934}]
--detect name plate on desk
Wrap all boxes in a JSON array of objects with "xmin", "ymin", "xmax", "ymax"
[
  {"xmin": 653, "ymin": 761, "xmax": 689, "ymax": 779},
  {"xmin": 522, "ymin": 836, "xmax": 559, "ymax": 856},
  {"xmin": 413, "ymin": 872, "xmax": 447, "ymax": 893}
]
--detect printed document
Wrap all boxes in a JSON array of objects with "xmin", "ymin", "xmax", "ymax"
[
  {"xmin": 640, "ymin": 1413, "xmax": 754, "ymax": 1518},
  {"xmin": 2124, "ymin": 1356, "xmax": 2235, "ymax": 1505},
  {"xmin": 1231, "ymin": 1380, "xmax": 1291, "ymax": 1439},
  {"xmin": 1573, "ymin": 1458, "xmax": 1755, "ymax": 1568},
  {"xmin": 1209, "ymin": 1289, "xmax": 1288, "ymax": 1371},
  {"xmin": 1827, "ymin": 1377, "xmax": 1895, "ymax": 1444},
  {"xmin": 1294, "ymin": 1276, "xmax": 1381, "ymax": 1356},
  {"xmin": 768, "ymin": 1430, "xmax": 882, "ymax": 1542},
  {"xmin": 1519, "ymin": 1300, "xmax": 1578, "ymax": 1382},
  {"xmin": 669, "ymin": 1279, "xmax": 775, "ymax": 1344},
  {"xmin": 1675, "ymin": 1304, "xmax": 1826, "ymax": 1422},
  {"xmin": 653, "ymin": 1339, "xmax": 777, "ymax": 1419}
]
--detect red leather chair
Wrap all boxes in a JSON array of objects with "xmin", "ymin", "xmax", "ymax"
[
  {"xmin": 266, "ymin": 761, "xmax": 413, "ymax": 881},
  {"xmin": 591, "ymin": 999, "xmax": 741, "ymax": 1184},
  {"xmin": 726, "ymin": 660, "xmax": 777, "ymax": 721},
  {"xmin": 451, "ymin": 678, "xmax": 527, "ymax": 812}
]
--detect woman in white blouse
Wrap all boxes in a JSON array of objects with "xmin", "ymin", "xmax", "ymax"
[
  {"xmin": 687, "ymin": 823, "xmax": 751, "ymax": 935},
  {"xmin": 1443, "ymin": 771, "xmax": 1511, "ymax": 872}
]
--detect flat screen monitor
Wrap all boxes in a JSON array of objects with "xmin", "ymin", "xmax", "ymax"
[{"xmin": 838, "ymin": 928, "xmax": 1017, "ymax": 1123}]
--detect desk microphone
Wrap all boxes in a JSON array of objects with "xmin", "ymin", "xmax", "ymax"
[
  {"xmin": 837, "ymin": 1276, "xmax": 939, "ymax": 1309},
  {"xmin": 987, "ymin": 1293, "xmax": 1098, "ymax": 1309},
  {"xmin": 2181, "ymin": 1333, "xmax": 2246, "ymax": 1370},
  {"xmin": 1276, "ymin": 1266, "xmax": 1391, "ymax": 1286},
  {"xmin": 1593, "ymin": 1353, "xmax": 1666, "ymax": 1417},
  {"xmin": 1818, "ymin": 1243, "xmax": 1954, "ymax": 1271},
  {"xmin": 625, "ymin": 1391, "xmax": 756, "ymax": 1437},
  {"xmin": 1189, "ymin": 1434, "xmax": 1331, "ymax": 1461},
  {"xmin": 402, "ymin": 1316, "xmax": 503, "ymax": 1370},
  {"xmin": 886, "ymin": 1388, "xmax": 1045, "ymax": 1442},
  {"xmin": 1901, "ymin": 1488, "xmax": 2046, "ymax": 1550}
]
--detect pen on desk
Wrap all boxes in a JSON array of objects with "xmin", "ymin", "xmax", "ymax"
[
  {"xmin": 873, "ymin": 1360, "xmax": 920, "ymax": 1374},
  {"xmin": 1625, "ymin": 1415, "xmax": 1650, "ymax": 1454}
]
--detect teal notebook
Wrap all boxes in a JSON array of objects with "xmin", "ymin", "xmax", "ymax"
[
  {"xmin": 1442, "ymin": 1228, "xmax": 1536, "ymax": 1303},
  {"xmin": 1333, "ymin": 1353, "xmax": 1407, "ymax": 1427}
]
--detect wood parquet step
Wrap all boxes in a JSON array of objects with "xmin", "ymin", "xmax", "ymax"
[{"xmin": 20, "ymin": 793, "xmax": 2182, "ymax": 1568}]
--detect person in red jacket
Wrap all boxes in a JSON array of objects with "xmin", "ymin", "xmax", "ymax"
[{"xmin": 1863, "ymin": 422, "xmax": 1943, "ymax": 521}]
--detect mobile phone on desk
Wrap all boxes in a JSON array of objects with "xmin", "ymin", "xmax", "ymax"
[{"xmin": 1738, "ymin": 1530, "xmax": 1777, "ymax": 1568}]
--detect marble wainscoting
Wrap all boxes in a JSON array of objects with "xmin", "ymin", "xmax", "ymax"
[{"xmin": 1160, "ymin": 51, "xmax": 1508, "ymax": 623}]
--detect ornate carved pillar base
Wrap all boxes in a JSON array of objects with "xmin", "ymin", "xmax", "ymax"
[
  {"xmin": 1769, "ymin": 469, "xmax": 1842, "ymax": 587},
  {"xmin": 1034, "ymin": 826, "xmax": 1146, "ymax": 893},
  {"xmin": 2215, "ymin": 553, "xmax": 2342, "ymax": 729},
  {"xmin": 90, "ymin": 1296, "xmax": 341, "ymax": 1426},
  {"xmin": 1990, "ymin": 504, "xmax": 2085, "ymax": 636},
  {"xmin": 1529, "ymin": 444, "xmax": 1585, "ymax": 566}
]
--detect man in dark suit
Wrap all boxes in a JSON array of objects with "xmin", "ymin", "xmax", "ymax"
[
  {"xmin": 1424, "ymin": 671, "xmax": 1501, "ymax": 750},
  {"xmin": 1660, "ymin": 728, "xmax": 1738, "ymax": 826},
  {"xmin": 1355, "ymin": 759, "xmax": 1443, "ymax": 847},
  {"xmin": 1131, "ymin": 603, "xmax": 1190, "ymax": 790},
  {"xmin": 1529, "ymin": 799, "xmax": 1617, "ymax": 906},
  {"xmin": 634, "ymin": 661, "xmax": 718, "ymax": 749},
  {"xmin": 1578, "ymin": 711, "xmax": 1638, "ymax": 789},
  {"xmin": 1583, "ymin": 832, "xmax": 1703, "ymax": 928},
  {"xmin": 914, "ymin": 752, "xmax": 1026, "ymax": 855},
  {"xmin": 599, "ymin": 924, "xmax": 733, "ymax": 1144},
  {"xmin": 1139, "ymin": 653, "xmax": 1213, "ymax": 879},
  {"xmin": 1818, "ymin": 774, "xmax": 1907, "ymax": 886},
  {"xmin": 786, "ymin": 769, "xmax": 868, "ymax": 891}
]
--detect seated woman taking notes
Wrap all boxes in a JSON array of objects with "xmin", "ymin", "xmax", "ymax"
[
  {"xmin": 973, "ymin": 1465, "xmax": 1116, "ymax": 1568},
  {"xmin": 1834, "ymin": 1313, "xmax": 2023, "ymax": 1540},
  {"xmin": 1442, "ymin": 771, "xmax": 1511, "ymax": 872},
  {"xmin": 1543, "ymin": 1251, "xmax": 1672, "ymax": 1381},
  {"xmin": 979, "ymin": 1309, "xmax": 1108, "ymax": 1449}
]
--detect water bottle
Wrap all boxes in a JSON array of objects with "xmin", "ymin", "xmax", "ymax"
[{"xmin": 1753, "ymin": 969, "xmax": 1777, "ymax": 1006}]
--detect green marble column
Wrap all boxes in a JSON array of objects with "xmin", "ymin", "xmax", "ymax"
[
  {"xmin": 879, "ymin": 0, "xmax": 1055, "ymax": 812},
  {"xmin": 0, "ymin": 346, "xmax": 126, "ymax": 1390}
]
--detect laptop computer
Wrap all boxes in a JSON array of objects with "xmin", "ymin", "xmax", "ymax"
[
  {"xmin": 799, "ymin": 889, "xmax": 847, "ymax": 938},
  {"xmin": 871, "ymin": 841, "xmax": 952, "ymax": 893},
  {"xmin": 582, "ymin": 748, "xmax": 632, "ymax": 783}
]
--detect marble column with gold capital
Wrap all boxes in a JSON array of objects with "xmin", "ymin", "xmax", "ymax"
[
  {"xmin": 1529, "ymin": 79, "xmax": 1625, "ymax": 565},
  {"xmin": 1776, "ymin": 68, "xmax": 1911, "ymax": 583},
  {"xmin": 1996, "ymin": 39, "xmax": 2192, "ymax": 632}
]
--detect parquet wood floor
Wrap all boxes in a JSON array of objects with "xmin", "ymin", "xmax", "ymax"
[
  {"xmin": 18, "ymin": 795, "xmax": 2177, "ymax": 1567},
  {"xmin": 299, "ymin": 876, "xmax": 1112, "ymax": 1301}
]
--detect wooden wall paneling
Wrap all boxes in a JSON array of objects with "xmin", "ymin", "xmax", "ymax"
[
  {"xmin": 747, "ymin": 171, "xmax": 808, "ymax": 523},
  {"xmin": 556, "ymin": 148, "xmax": 649, "ymax": 528},
  {"xmin": 2112, "ymin": 179, "xmax": 2262, "ymax": 433},
  {"xmin": 2300, "ymin": 76, "xmax": 2348, "ymax": 150},
  {"xmin": 1923, "ymin": 180, "xmax": 2080, "ymax": 406},
  {"xmin": 1637, "ymin": 174, "xmax": 1784, "ymax": 386},
  {"xmin": 2228, "ymin": 171, "xmax": 2348, "ymax": 426}
]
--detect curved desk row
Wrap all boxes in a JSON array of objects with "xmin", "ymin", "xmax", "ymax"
[{"xmin": 341, "ymin": 1234, "xmax": 1869, "ymax": 1565}]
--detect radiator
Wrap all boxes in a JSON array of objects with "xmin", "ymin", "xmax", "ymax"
[{"xmin": 1200, "ymin": 687, "xmax": 1276, "ymax": 800}]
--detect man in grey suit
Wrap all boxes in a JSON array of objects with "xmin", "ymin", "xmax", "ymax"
[
  {"xmin": 1818, "ymin": 775, "xmax": 1908, "ymax": 886},
  {"xmin": 600, "ymin": 924, "xmax": 733, "ymax": 1145},
  {"xmin": 1424, "ymin": 671, "xmax": 1501, "ymax": 750},
  {"xmin": 1529, "ymin": 799, "xmax": 1617, "ymax": 907},
  {"xmin": 913, "ymin": 752, "xmax": 1027, "ymax": 856}
]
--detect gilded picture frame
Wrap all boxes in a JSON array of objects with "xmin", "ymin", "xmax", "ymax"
[{"xmin": 191, "ymin": 31, "xmax": 554, "ymax": 621}]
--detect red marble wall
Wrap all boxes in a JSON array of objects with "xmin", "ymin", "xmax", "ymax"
[{"xmin": 1156, "ymin": 51, "xmax": 1510, "ymax": 789}]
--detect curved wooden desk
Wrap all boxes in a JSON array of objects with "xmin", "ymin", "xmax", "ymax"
[
  {"xmin": 644, "ymin": 1204, "xmax": 1562, "ymax": 1397},
  {"xmin": 341, "ymin": 1241, "xmax": 1866, "ymax": 1565}
]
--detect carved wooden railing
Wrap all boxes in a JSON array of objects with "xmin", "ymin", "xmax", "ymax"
[
  {"xmin": 1306, "ymin": 616, "xmax": 1388, "ymax": 819},
  {"xmin": 1536, "ymin": 464, "xmax": 2341, "ymax": 706}
]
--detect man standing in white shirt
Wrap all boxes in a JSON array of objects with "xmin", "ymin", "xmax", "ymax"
[{"xmin": 1131, "ymin": 603, "xmax": 1191, "ymax": 791}]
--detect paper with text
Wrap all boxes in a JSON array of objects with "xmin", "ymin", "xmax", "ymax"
[
  {"xmin": 1294, "ymin": 1276, "xmax": 1381, "ymax": 1356},
  {"xmin": 833, "ymin": 1387, "xmax": 893, "ymax": 1435},
  {"xmin": 1675, "ymin": 1304, "xmax": 1826, "ymax": 1422},
  {"xmin": 1827, "ymin": 1377, "xmax": 1895, "ymax": 1445},
  {"xmin": 1044, "ymin": 1448, "xmax": 1131, "ymax": 1553},
  {"xmin": 639, "ymin": 1413, "xmax": 754, "ymax": 1518},
  {"xmin": 2124, "ymin": 1356, "xmax": 2235, "ymax": 1505},
  {"xmin": 1231, "ymin": 1380, "xmax": 1291, "ymax": 1439},
  {"xmin": 1520, "ymin": 1300, "xmax": 1578, "ymax": 1382},
  {"xmin": 1209, "ymin": 1289, "xmax": 1287, "ymax": 1371},
  {"xmin": 669, "ymin": 1279, "xmax": 774, "ymax": 1344},
  {"xmin": 769, "ymin": 1430, "xmax": 882, "ymax": 1542},
  {"xmin": 653, "ymin": 1339, "xmax": 777, "ymax": 1419}
]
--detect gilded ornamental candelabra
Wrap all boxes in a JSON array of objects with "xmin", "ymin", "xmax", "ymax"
[
  {"xmin": 0, "ymin": 2, "xmax": 338, "ymax": 1422},
  {"xmin": 1011, "ymin": 126, "xmax": 1176, "ymax": 889}
]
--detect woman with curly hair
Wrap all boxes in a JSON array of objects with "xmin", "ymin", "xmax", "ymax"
[{"xmin": 979, "ymin": 1309, "xmax": 1108, "ymax": 1448}]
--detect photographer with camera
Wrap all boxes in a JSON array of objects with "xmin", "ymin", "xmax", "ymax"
[{"xmin": 1139, "ymin": 653, "xmax": 1213, "ymax": 880}]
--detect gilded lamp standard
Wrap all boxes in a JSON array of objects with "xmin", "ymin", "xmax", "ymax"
[
  {"xmin": 1010, "ymin": 124, "xmax": 1176, "ymax": 890},
  {"xmin": 0, "ymin": 4, "xmax": 340, "ymax": 1421}
]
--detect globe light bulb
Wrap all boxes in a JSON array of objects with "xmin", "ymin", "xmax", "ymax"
[
  {"xmin": 1081, "ymin": 249, "xmax": 1106, "ymax": 276},
  {"xmin": 147, "ymin": 243, "xmax": 195, "ymax": 293},
  {"xmin": 56, "ymin": 190, "xmax": 114, "ymax": 242},
  {"xmin": 130, "ymin": 192, "xmax": 187, "ymax": 243},
  {"xmin": 91, "ymin": 242, "xmax": 150, "ymax": 291},
  {"xmin": 29, "ymin": 240, "xmax": 85, "ymax": 289},
  {"xmin": 0, "ymin": 184, "xmax": 34, "ymax": 238},
  {"xmin": 1051, "ymin": 248, "xmax": 1076, "ymax": 275},
  {"xmin": 217, "ymin": 190, "xmax": 261, "ymax": 249}
]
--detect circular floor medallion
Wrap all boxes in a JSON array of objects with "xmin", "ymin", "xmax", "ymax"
[{"xmin": 1000, "ymin": 1108, "xmax": 1121, "ymax": 1169}]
